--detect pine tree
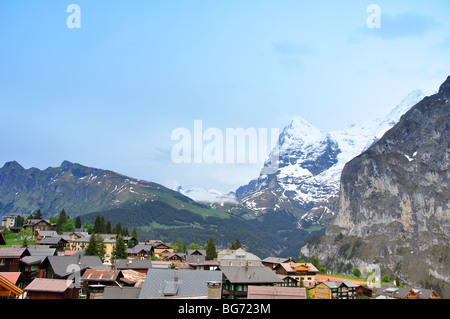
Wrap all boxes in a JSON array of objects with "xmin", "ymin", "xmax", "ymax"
[
  {"xmin": 85, "ymin": 233, "xmax": 99, "ymax": 256},
  {"xmin": 56, "ymin": 209, "xmax": 67, "ymax": 234},
  {"xmin": 106, "ymin": 221, "xmax": 112, "ymax": 234},
  {"xmin": 93, "ymin": 215, "xmax": 102, "ymax": 233},
  {"xmin": 206, "ymin": 237, "xmax": 216, "ymax": 261},
  {"xmin": 96, "ymin": 234, "xmax": 105, "ymax": 261},
  {"xmin": 113, "ymin": 222, "xmax": 122, "ymax": 236},
  {"xmin": 113, "ymin": 236, "xmax": 127, "ymax": 259},
  {"xmin": 35, "ymin": 209, "xmax": 43, "ymax": 219},
  {"xmin": 131, "ymin": 227, "xmax": 138, "ymax": 242},
  {"xmin": 75, "ymin": 216, "xmax": 82, "ymax": 229},
  {"xmin": 100, "ymin": 216, "xmax": 106, "ymax": 234}
]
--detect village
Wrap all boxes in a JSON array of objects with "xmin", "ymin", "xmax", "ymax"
[{"xmin": 0, "ymin": 215, "xmax": 442, "ymax": 300}]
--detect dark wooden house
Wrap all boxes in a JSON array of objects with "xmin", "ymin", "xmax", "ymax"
[{"xmin": 0, "ymin": 247, "xmax": 30, "ymax": 272}]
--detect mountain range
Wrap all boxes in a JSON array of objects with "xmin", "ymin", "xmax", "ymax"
[
  {"xmin": 301, "ymin": 76, "xmax": 450, "ymax": 298},
  {"xmin": 0, "ymin": 160, "xmax": 224, "ymax": 219},
  {"xmin": 180, "ymin": 90, "xmax": 427, "ymax": 232},
  {"xmin": 0, "ymin": 159, "xmax": 309, "ymax": 258}
]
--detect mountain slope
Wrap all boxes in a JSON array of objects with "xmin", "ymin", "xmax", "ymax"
[
  {"xmin": 236, "ymin": 90, "xmax": 426, "ymax": 231},
  {"xmin": 0, "ymin": 160, "xmax": 223, "ymax": 218},
  {"xmin": 301, "ymin": 77, "xmax": 450, "ymax": 298}
]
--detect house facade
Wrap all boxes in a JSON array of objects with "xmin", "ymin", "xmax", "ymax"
[
  {"xmin": 310, "ymin": 280, "xmax": 359, "ymax": 299},
  {"xmin": 273, "ymin": 263, "xmax": 319, "ymax": 288}
]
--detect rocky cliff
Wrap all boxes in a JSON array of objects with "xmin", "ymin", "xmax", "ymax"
[{"xmin": 301, "ymin": 77, "xmax": 450, "ymax": 298}]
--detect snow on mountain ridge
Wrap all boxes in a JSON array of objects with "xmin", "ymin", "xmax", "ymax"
[
  {"xmin": 176, "ymin": 185, "xmax": 238, "ymax": 204},
  {"xmin": 236, "ymin": 89, "xmax": 427, "ymax": 229}
]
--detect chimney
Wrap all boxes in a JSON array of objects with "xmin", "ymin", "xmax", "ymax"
[
  {"xmin": 207, "ymin": 281, "xmax": 222, "ymax": 299},
  {"xmin": 174, "ymin": 267, "xmax": 179, "ymax": 282}
]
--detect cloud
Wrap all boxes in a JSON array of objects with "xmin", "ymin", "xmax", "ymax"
[{"xmin": 350, "ymin": 10, "xmax": 440, "ymax": 42}]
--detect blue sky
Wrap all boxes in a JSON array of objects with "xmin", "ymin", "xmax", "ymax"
[{"xmin": 1, "ymin": 0, "xmax": 449, "ymax": 192}]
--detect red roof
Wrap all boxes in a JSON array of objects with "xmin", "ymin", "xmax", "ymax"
[
  {"xmin": 0, "ymin": 272, "xmax": 21, "ymax": 285},
  {"xmin": 24, "ymin": 278, "xmax": 72, "ymax": 293},
  {"xmin": 64, "ymin": 250, "xmax": 78, "ymax": 256},
  {"xmin": 315, "ymin": 275, "xmax": 367, "ymax": 286},
  {"xmin": 247, "ymin": 286, "xmax": 307, "ymax": 299}
]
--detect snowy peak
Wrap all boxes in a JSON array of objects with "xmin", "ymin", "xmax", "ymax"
[
  {"xmin": 176, "ymin": 185, "xmax": 237, "ymax": 205},
  {"xmin": 236, "ymin": 89, "xmax": 427, "ymax": 230},
  {"xmin": 279, "ymin": 117, "xmax": 326, "ymax": 150}
]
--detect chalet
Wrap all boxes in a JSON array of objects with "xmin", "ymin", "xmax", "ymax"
[
  {"xmin": 261, "ymin": 257, "xmax": 293, "ymax": 270},
  {"xmin": 310, "ymin": 280, "xmax": 359, "ymax": 299},
  {"xmin": 375, "ymin": 286, "xmax": 441, "ymax": 299},
  {"xmin": 40, "ymin": 255, "xmax": 108, "ymax": 280},
  {"xmin": 123, "ymin": 236, "xmax": 138, "ymax": 248},
  {"xmin": 277, "ymin": 275, "xmax": 299, "ymax": 287},
  {"xmin": 0, "ymin": 273, "xmax": 23, "ymax": 299},
  {"xmin": 150, "ymin": 261, "xmax": 191, "ymax": 270},
  {"xmin": 160, "ymin": 253, "xmax": 186, "ymax": 262},
  {"xmin": 20, "ymin": 246, "xmax": 57, "ymax": 285},
  {"xmin": 22, "ymin": 219, "xmax": 54, "ymax": 237},
  {"xmin": 152, "ymin": 242, "xmax": 173, "ymax": 255},
  {"xmin": 127, "ymin": 244, "xmax": 152, "ymax": 260},
  {"xmin": 0, "ymin": 247, "xmax": 30, "ymax": 272},
  {"xmin": 138, "ymin": 268, "xmax": 223, "ymax": 299},
  {"xmin": 81, "ymin": 269, "xmax": 124, "ymax": 299},
  {"xmin": 186, "ymin": 249, "xmax": 206, "ymax": 264},
  {"xmin": 220, "ymin": 266, "xmax": 284, "ymax": 299},
  {"xmin": 115, "ymin": 259, "xmax": 153, "ymax": 274},
  {"xmin": 24, "ymin": 278, "xmax": 79, "ymax": 299},
  {"xmin": 218, "ymin": 248, "xmax": 262, "ymax": 267},
  {"xmin": 247, "ymin": 285, "xmax": 306, "ymax": 299},
  {"xmin": 273, "ymin": 263, "xmax": 319, "ymax": 288},
  {"xmin": 36, "ymin": 237, "xmax": 69, "ymax": 255},
  {"xmin": 189, "ymin": 260, "xmax": 220, "ymax": 271},
  {"xmin": 36, "ymin": 230, "xmax": 59, "ymax": 241}
]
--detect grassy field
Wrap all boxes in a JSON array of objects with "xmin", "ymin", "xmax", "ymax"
[{"xmin": 1, "ymin": 232, "xmax": 24, "ymax": 247}]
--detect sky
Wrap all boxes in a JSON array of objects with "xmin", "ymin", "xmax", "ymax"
[{"xmin": 0, "ymin": 0, "xmax": 449, "ymax": 193}]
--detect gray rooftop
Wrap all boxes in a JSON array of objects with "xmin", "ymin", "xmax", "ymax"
[
  {"xmin": 138, "ymin": 268, "xmax": 222, "ymax": 299},
  {"xmin": 44, "ymin": 255, "xmax": 108, "ymax": 278},
  {"xmin": 220, "ymin": 266, "xmax": 284, "ymax": 284}
]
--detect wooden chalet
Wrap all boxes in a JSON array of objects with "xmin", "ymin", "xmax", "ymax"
[
  {"xmin": 115, "ymin": 259, "xmax": 153, "ymax": 274},
  {"xmin": 127, "ymin": 244, "xmax": 152, "ymax": 260},
  {"xmin": 24, "ymin": 278, "xmax": 79, "ymax": 299},
  {"xmin": 36, "ymin": 237, "xmax": 69, "ymax": 255},
  {"xmin": 186, "ymin": 249, "xmax": 206, "ymax": 264},
  {"xmin": 220, "ymin": 266, "xmax": 284, "ymax": 299},
  {"xmin": 310, "ymin": 280, "xmax": 359, "ymax": 299},
  {"xmin": 0, "ymin": 247, "xmax": 30, "ymax": 272},
  {"xmin": 376, "ymin": 286, "xmax": 441, "ymax": 299},
  {"xmin": 81, "ymin": 269, "xmax": 123, "ymax": 299},
  {"xmin": 161, "ymin": 253, "xmax": 186, "ymax": 262},
  {"xmin": 273, "ymin": 263, "xmax": 319, "ymax": 288},
  {"xmin": 40, "ymin": 255, "xmax": 108, "ymax": 280},
  {"xmin": 22, "ymin": 219, "xmax": 54, "ymax": 237},
  {"xmin": 261, "ymin": 257, "xmax": 293, "ymax": 270}
]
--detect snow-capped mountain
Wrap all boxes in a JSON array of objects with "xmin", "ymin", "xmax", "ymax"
[
  {"xmin": 176, "ymin": 185, "xmax": 238, "ymax": 206},
  {"xmin": 236, "ymin": 90, "xmax": 427, "ymax": 230}
]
